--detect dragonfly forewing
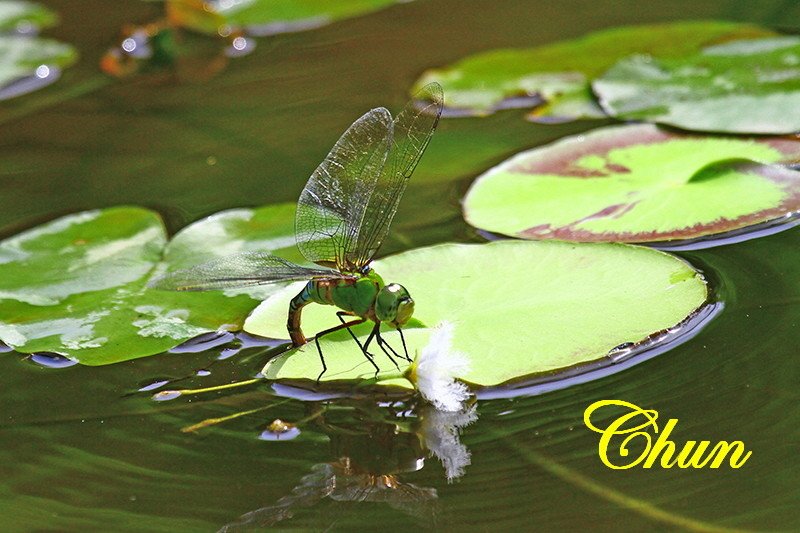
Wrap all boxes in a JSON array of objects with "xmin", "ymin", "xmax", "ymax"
[
  {"xmin": 351, "ymin": 82, "xmax": 444, "ymax": 267},
  {"xmin": 295, "ymin": 107, "xmax": 393, "ymax": 271}
]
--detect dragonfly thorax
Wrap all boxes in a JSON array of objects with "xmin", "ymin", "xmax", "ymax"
[{"xmin": 375, "ymin": 283, "xmax": 414, "ymax": 328}]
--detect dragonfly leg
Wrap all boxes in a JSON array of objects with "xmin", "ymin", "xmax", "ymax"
[
  {"xmin": 364, "ymin": 322, "xmax": 401, "ymax": 370},
  {"xmin": 313, "ymin": 317, "xmax": 379, "ymax": 381},
  {"xmin": 375, "ymin": 332, "xmax": 401, "ymax": 369},
  {"xmin": 335, "ymin": 312, "xmax": 391, "ymax": 372},
  {"xmin": 363, "ymin": 323, "xmax": 377, "ymax": 352},
  {"xmin": 398, "ymin": 328, "xmax": 411, "ymax": 362},
  {"xmin": 335, "ymin": 311, "xmax": 368, "ymax": 352}
]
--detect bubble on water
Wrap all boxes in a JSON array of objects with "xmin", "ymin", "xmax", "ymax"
[
  {"xmin": 196, "ymin": 369, "xmax": 211, "ymax": 377},
  {"xmin": 225, "ymin": 36, "xmax": 255, "ymax": 57},
  {"xmin": 120, "ymin": 30, "xmax": 152, "ymax": 59},
  {"xmin": 29, "ymin": 352, "xmax": 78, "ymax": 368},
  {"xmin": 121, "ymin": 38, "xmax": 136, "ymax": 53}
]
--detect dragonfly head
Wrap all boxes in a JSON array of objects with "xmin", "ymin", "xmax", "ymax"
[{"xmin": 375, "ymin": 283, "xmax": 414, "ymax": 328}]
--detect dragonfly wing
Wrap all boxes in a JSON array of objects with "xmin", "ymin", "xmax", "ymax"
[
  {"xmin": 351, "ymin": 82, "xmax": 444, "ymax": 267},
  {"xmin": 295, "ymin": 107, "xmax": 393, "ymax": 270},
  {"xmin": 148, "ymin": 251, "xmax": 342, "ymax": 291}
]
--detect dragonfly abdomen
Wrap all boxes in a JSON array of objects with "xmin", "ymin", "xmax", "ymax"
[{"xmin": 287, "ymin": 276, "xmax": 380, "ymax": 345}]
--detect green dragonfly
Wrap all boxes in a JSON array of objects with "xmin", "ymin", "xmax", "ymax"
[{"xmin": 150, "ymin": 83, "xmax": 444, "ymax": 379}]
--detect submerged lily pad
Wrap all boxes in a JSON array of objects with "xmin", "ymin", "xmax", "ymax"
[
  {"xmin": 594, "ymin": 36, "xmax": 800, "ymax": 134},
  {"xmin": 463, "ymin": 124, "xmax": 800, "ymax": 244},
  {"xmin": 412, "ymin": 21, "xmax": 773, "ymax": 121},
  {"xmin": 0, "ymin": 1, "xmax": 76, "ymax": 101},
  {"xmin": 246, "ymin": 240, "xmax": 708, "ymax": 387},
  {"xmin": 0, "ymin": 204, "xmax": 300, "ymax": 365},
  {"xmin": 167, "ymin": 0, "xmax": 406, "ymax": 36}
]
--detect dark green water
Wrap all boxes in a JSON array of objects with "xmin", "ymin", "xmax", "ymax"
[{"xmin": 1, "ymin": 0, "xmax": 799, "ymax": 531}]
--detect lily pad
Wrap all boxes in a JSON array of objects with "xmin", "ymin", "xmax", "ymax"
[
  {"xmin": 594, "ymin": 36, "xmax": 800, "ymax": 134},
  {"xmin": 246, "ymin": 240, "xmax": 708, "ymax": 387},
  {"xmin": 412, "ymin": 21, "xmax": 774, "ymax": 121},
  {"xmin": 0, "ymin": 1, "xmax": 57, "ymax": 33},
  {"xmin": 167, "ymin": 0, "xmax": 406, "ymax": 37},
  {"xmin": 463, "ymin": 124, "xmax": 800, "ymax": 244},
  {"xmin": 0, "ymin": 11, "xmax": 77, "ymax": 101},
  {"xmin": 0, "ymin": 204, "xmax": 300, "ymax": 365}
]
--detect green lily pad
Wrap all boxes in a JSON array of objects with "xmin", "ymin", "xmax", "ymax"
[
  {"xmin": 412, "ymin": 21, "xmax": 774, "ymax": 121},
  {"xmin": 463, "ymin": 124, "xmax": 800, "ymax": 244},
  {"xmin": 0, "ymin": 1, "xmax": 57, "ymax": 33},
  {"xmin": 0, "ymin": 20, "xmax": 77, "ymax": 101},
  {"xmin": 246, "ymin": 240, "xmax": 708, "ymax": 387},
  {"xmin": 168, "ymin": 0, "xmax": 405, "ymax": 36},
  {"xmin": 0, "ymin": 204, "xmax": 301, "ymax": 365},
  {"xmin": 594, "ymin": 36, "xmax": 800, "ymax": 134}
]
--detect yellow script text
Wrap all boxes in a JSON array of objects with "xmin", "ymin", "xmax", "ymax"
[{"xmin": 583, "ymin": 400, "xmax": 752, "ymax": 470}]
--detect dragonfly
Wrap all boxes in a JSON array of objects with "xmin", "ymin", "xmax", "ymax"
[{"xmin": 149, "ymin": 83, "xmax": 444, "ymax": 380}]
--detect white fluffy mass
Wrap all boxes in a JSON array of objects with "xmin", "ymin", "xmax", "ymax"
[
  {"xmin": 421, "ymin": 405, "xmax": 478, "ymax": 482},
  {"xmin": 414, "ymin": 321, "xmax": 471, "ymax": 412}
]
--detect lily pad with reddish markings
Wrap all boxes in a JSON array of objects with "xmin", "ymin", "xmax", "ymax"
[
  {"xmin": 463, "ymin": 124, "xmax": 800, "ymax": 244},
  {"xmin": 594, "ymin": 36, "xmax": 800, "ymax": 134},
  {"xmin": 412, "ymin": 20, "xmax": 774, "ymax": 121}
]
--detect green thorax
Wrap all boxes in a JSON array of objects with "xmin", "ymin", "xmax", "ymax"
[{"xmin": 309, "ymin": 269, "xmax": 385, "ymax": 318}]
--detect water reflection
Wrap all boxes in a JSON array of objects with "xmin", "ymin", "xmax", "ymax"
[
  {"xmin": 28, "ymin": 352, "xmax": 79, "ymax": 368},
  {"xmin": 219, "ymin": 458, "xmax": 438, "ymax": 531},
  {"xmin": 195, "ymin": 398, "xmax": 478, "ymax": 530}
]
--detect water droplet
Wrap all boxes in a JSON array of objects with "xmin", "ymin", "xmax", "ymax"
[
  {"xmin": 138, "ymin": 379, "xmax": 171, "ymax": 392},
  {"xmin": 259, "ymin": 419, "xmax": 301, "ymax": 441},
  {"xmin": 196, "ymin": 369, "xmax": 211, "ymax": 377},
  {"xmin": 225, "ymin": 36, "xmax": 255, "ymax": 58},
  {"xmin": 29, "ymin": 353, "xmax": 78, "ymax": 368},
  {"xmin": 121, "ymin": 38, "xmax": 137, "ymax": 53},
  {"xmin": 170, "ymin": 331, "xmax": 234, "ymax": 353},
  {"xmin": 35, "ymin": 65, "xmax": 50, "ymax": 79},
  {"xmin": 153, "ymin": 390, "xmax": 182, "ymax": 402},
  {"xmin": 121, "ymin": 30, "xmax": 152, "ymax": 59}
]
